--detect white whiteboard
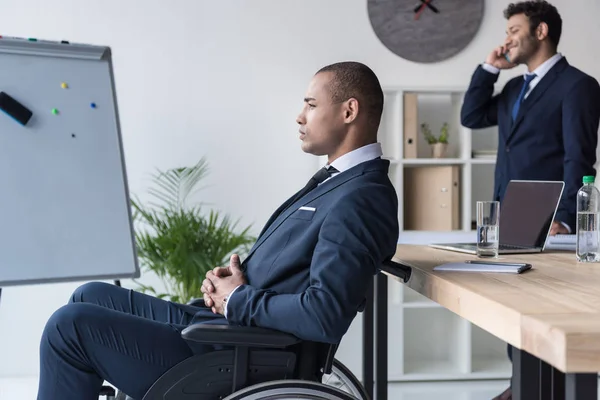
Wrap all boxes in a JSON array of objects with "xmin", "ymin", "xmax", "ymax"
[{"xmin": 0, "ymin": 37, "xmax": 139, "ymax": 286}]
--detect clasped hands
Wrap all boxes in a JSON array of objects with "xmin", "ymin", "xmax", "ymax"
[{"xmin": 201, "ymin": 254, "xmax": 246, "ymax": 315}]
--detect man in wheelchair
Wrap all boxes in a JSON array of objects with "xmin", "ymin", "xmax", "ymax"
[{"xmin": 36, "ymin": 61, "xmax": 399, "ymax": 400}]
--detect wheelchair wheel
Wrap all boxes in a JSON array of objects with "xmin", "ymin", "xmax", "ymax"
[
  {"xmin": 223, "ymin": 379, "xmax": 358, "ymax": 400},
  {"xmin": 321, "ymin": 359, "xmax": 370, "ymax": 400}
]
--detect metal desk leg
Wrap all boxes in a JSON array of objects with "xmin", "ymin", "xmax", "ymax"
[
  {"xmin": 374, "ymin": 273, "xmax": 387, "ymax": 400},
  {"xmin": 541, "ymin": 360, "xmax": 552, "ymax": 400},
  {"xmin": 512, "ymin": 348, "xmax": 540, "ymax": 400},
  {"xmin": 565, "ymin": 373, "xmax": 597, "ymax": 400},
  {"xmin": 362, "ymin": 280, "xmax": 374, "ymax": 400},
  {"xmin": 551, "ymin": 365, "xmax": 565, "ymax": 400},
  {"xmin": 541, "ymin": 360, "xmax": 567, "ymax": 400}
]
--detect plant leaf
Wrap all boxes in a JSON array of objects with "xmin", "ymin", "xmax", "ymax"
[{"xmin": 131, "ymin": 158, "xmax": 256, "ymax": 304}]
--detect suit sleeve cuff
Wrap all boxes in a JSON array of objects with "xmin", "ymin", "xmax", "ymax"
[
  {"xmin": 224, "ymin": 285, "xmax": 242, "ymax": 319},
  {"xmin": 560, "ymin": 221, "xmax": 572, "ymax": 233},
  {"xmin": 481, "ymin": 63, "xmax": 500, "ymax": 75}
]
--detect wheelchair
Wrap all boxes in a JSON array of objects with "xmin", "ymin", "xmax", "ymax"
[{"xmin": 98, "ymin": 260, "xmax": 411, "ymax": 400}]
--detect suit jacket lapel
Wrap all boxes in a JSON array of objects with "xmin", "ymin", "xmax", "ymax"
[
  {"xmin": 243, "ymin": 162, "xmax": 374, "ymax": 262},
  {"xmin": 508, "ymin": 57, "xmax": 568, "ymax": 139},
  {"xmin": 256, "ymin": 185, "xmax": 305, "ymax": 238}
]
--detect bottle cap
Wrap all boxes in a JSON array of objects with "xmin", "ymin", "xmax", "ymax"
[{"xmin": 583, "ymin": 175, "xmax": 595, "ymax": 184}]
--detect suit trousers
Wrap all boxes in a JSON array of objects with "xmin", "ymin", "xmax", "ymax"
[{"xmin": 37, "ymin": 282, "xmax": 208, "ymax": 400}]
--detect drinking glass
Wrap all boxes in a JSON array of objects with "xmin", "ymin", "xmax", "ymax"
[{"xmin": 476, "ymin": 201, "xmax": 500, "ymax": 258}]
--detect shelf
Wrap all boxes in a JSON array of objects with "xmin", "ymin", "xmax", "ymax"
[
  {"xmin": 471, "ymin": 323, "xmax": 511, "ymax": 377},
  {"xmin": 470, "ymin": 158, "xmax": 496, "ymax": 164},
  {"xmin": 470, "ymin": 358, "xmax": 512, "ymax": 379},
  {"xmin": 396, "ymin": 358, "xmax": 510, "ymax": 381},
  {"xmin": 403, "ymin": 158, "xmax": 464, "ymax": 166},
  {"xmin": 376, "ymin": 86, "xmax": 506, "ymax": 384},
  {"xmin": 401, "ymin": 91, "xmax": 466, "ymax": 160},
  {"xmin": 385, "ymin": 86, "xmax": 466, "ymax": 94},
  {"xmin": 394, "ymin": 360, "xmax": 466, "ymax": 381},
  {"xmin": 393, "ymin": 363, "xmax": 510, "ymax": 382},
  {"xmin": 404, "ymin": 308, "xmax": 469, "ymax": 376},
  {"xmin": 471, "ymin": 125, "xmax": 498, "ymax": 166}
]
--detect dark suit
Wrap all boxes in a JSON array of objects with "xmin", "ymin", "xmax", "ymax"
[
  {"xmin": 461, "ymin": 57, "xmax": 600, "ymax": 230},
  {"xmin": 37, "ymin": 158, "xmax": 399, "ymax": 399}
]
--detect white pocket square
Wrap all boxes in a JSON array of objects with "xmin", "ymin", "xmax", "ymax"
[{"xmin": 298, "ymin": 206, "xmax": 316, "ymax": 212}]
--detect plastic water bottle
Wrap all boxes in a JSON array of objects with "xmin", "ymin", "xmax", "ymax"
[{"xmin": 576, "ymin": 175, "xmax": 600, "ymax": 262}]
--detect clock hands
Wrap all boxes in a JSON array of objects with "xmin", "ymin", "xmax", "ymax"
[{"xmin": 414, "ymin": 0, "xmax": 439, "ymax": 20}]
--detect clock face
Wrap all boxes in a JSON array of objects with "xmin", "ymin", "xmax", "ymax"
[{"xmin": 368, "ymin": 0, "xmax": 485, "ymax": 63}]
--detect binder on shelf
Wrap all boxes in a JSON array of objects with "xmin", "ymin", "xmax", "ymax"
[
  {"xmin": 403, "ymin": 165, "xmax": 460, "ymax": 231},
  {"xmin": 403, "ymin": 93, "xmax": 418, "ymax": 159}
]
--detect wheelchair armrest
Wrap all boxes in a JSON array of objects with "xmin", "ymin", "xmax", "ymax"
[
  {"xmin": 181, "ymin": 324, "xmax": 302, "ymax": 348},
  {"xmin": 380, "ymin": 259, "xmax": 412, "ymax": 283}
]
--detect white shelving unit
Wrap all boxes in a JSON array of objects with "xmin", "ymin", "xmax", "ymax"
[{"xmin": 380, "ymin": 86, "xmax": 511, "ymax": 382}]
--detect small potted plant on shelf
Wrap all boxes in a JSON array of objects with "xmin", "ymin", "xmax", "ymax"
[{"xmin": 421, "ymin": 122, "xmax": 449, "ymax": 158}]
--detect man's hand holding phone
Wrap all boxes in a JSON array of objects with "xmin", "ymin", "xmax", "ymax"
[{"xmin": 485, "ymin": 45, "xmax": 517, "ymax": 70}]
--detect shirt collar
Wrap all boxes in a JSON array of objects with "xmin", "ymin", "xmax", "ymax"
[
  {"xmin": 327, "ymin": 142, "xmax": 383, "ymax": 173},
  {"xmin": 527, "ymin": 52, "xmax": 562, "ymax": 79}
]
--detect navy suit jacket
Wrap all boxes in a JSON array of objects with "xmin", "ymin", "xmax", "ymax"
[
  {"xmin": 461, "ymin": 57, "xmax": 600, "ymax": 230},
  {"xmin": 191, "ymin": 158, "xmax": 399, "ymax": 344}
]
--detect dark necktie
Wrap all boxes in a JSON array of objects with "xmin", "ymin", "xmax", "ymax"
[
  {"xmin": 257, "ymin": 166, "xmax": 338, "ymax": 238},
  {"xmin": 511, "ymin": 73, "xmax": 536, "ymax": 121}
]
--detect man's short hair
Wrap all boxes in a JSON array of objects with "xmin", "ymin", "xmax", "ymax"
[
  {"xmin": 504, "ymin": 1, "xmax": 562, "ymax": 50},
  {"xmin": 316, "ymin": 61, "xmax": 384, "ymax": 134}
]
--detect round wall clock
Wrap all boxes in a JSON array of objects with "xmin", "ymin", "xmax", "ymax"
[{"xmin": 367, "ymin": 0, "xmax": 485, "ymax": 63}]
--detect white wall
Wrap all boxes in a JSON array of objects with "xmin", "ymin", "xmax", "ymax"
[{"xmin": 0, "ymin": 0, "xmax": 599, "ymax": 382}]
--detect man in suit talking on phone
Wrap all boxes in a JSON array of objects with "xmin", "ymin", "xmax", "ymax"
[
  {"xmin": 461, "ymin": 0, "xmax": 600, "ymax": 238},
  {"xmin": 461, "ymin": 2, "xmax": 600, "ymax": 398}
]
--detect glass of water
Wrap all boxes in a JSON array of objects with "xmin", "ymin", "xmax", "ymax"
[{"xmin": 476, "ymin": 201, "xmax": 500, "ymax": 258}]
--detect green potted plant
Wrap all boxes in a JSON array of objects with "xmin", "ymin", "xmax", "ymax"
[
  {"xmin": 131, "ymin": 158, "xmax": 255, "ymax": 304},
  {"xmin": 421, "ymin": 122, "xmax": 449, "ymax": 158}
]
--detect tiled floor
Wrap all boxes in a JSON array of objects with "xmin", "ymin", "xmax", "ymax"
[{"xmin": 2, "ymin": 376, "xmax": 511, "ymax": 399}]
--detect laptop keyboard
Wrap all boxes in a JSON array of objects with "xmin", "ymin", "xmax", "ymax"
[{"xmin": 499, "ymin": 244, "xmax": 531, "ymax": 250}]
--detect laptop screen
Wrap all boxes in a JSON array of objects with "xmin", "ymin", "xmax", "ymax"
[{"xmin": 499, "ymin": 180, "xmax": 564, "ymax": 248}]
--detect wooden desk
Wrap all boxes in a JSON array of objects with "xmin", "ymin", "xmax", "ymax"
[{"xmin": 379, "ymin": 244, "xmax": 600, "ymax": 400}]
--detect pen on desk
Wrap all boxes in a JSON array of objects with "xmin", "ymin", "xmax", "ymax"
[{"xmin": 465, "ymin": 260, "xmax": 526, "ymax": 267}]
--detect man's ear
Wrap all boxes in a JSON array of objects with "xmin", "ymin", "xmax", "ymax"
[
  {"xmin": 536, "ymin": 22, "xmax": 548, "ymax": 41},
  {"xmin": 343, "ymin": 98, "xmax": 359, "ymax": 124}
]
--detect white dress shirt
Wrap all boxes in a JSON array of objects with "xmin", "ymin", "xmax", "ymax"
[
  {"xmin": 482, "ymin": 52, "xmax": 563, "ymax": 99},
  {"xmin": 223, "ymin": 142, "xmax": 384, "ymax": 318},
  {"xmin": 325, "ymin": 142, "xmax": 383, "ymax": 179},
  {"xmin": 482, "ymin": 53, "xmax": 571, "ymax": 232}
]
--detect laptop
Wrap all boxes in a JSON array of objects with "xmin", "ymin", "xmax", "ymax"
[{"xmin": 429, "ymin": 180, "xmax": 565, "ymax": 254}]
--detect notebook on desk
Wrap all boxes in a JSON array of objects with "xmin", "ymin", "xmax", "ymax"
[
  {"xmin": 430, "ymin": 180, "xmax": 564, "ymax": 255},
  {"xmin": 433, "ymin": 261, "xmax": 532, "ymax": 274}
]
